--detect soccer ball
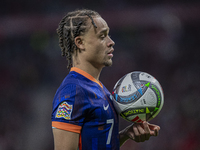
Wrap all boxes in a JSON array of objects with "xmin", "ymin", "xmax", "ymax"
[{"xmin": 111, "ymin": 71, "xmax": 164, "ymax": 123}]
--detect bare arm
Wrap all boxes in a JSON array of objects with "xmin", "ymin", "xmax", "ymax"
[{"xmin": 53, "ymin": 128, "xmax": 80, "ymax": 150}]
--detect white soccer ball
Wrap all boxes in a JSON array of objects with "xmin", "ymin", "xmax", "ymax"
[{"xmin": 111, "ymin": 71, "xmax": 164, "ymax": 123}]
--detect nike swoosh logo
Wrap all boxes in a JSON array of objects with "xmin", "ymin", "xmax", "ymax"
[{"xmin": 103, "ymin": 104, "xmax": 109, "ymax": 111}]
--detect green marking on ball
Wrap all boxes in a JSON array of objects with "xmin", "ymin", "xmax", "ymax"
[
  {"xmin": 154, "ymin": 107, "xmax": 159, "ymax": 112},
  {"xmin": 146, "ymin": 107, "xmax": 150, "ymax": 113},
  {"xmin": 120, "ymin": 113, "xmax": 126, "ymax": 119},
  {"xmin": 145, "ymin": 82, "xmax": 150, "ymax": 87}
]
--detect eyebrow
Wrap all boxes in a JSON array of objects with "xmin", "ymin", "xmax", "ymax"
[{"xmin": 98, "ymin": 28, "xmax": 110, "ymax": 34}]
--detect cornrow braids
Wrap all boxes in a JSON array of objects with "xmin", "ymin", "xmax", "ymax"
[
  {"xmin": 57, "ymin": 9, "xmax": 100, "ymax": 69},
  {"xmin": 73, "ymin": 21, "xmax": 83, "ymax": 53},
  {"xmin": 85, "ymin": 14, "xmax": 97, "ymax": 28}
]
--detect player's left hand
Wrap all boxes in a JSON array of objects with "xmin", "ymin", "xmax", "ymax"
[{"xmin": 125, "ymin": 121, "xmax": 160, "ymax": 142}]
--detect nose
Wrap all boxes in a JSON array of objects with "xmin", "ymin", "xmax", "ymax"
[{"xmin": 107, "ymin": 36, "xmax": 115, "ymax": 47}]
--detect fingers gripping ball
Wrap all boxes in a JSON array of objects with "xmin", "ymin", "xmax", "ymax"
[{"xmin": 112, "ymin": 71, "xmax": 164, "ymax": 123}]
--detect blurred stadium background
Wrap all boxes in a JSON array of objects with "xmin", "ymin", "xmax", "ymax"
[{"xmin": 1, "ymin": 0, "xmax": 200, "ymax": 150}]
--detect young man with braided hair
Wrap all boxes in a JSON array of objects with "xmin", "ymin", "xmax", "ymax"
[{"xmin": 51, "ymin": 9, "xmax": 160, "ymax": 150}]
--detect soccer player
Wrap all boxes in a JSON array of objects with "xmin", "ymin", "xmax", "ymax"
[{"xmin": 51, "ymin": 9, "xmax": 160, "ymax": 150}]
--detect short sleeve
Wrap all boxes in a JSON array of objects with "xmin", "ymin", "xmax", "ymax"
[{"xmin": 51, "ymin": 84, "xmax": 88, "ymax": 133}]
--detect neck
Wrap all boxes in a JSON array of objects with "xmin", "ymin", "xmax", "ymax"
[
  {"xmin": 72, "ymin": 51, "xmax": 104, "ymax": 81},
  {"xmin": 73, "ymin": 63, "xmax": 103, "ymax": 81}
]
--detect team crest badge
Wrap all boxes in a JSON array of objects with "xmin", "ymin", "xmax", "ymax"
[{"xmin": 56, "ymin": 101, "xmax": 73, "ymax": 120}]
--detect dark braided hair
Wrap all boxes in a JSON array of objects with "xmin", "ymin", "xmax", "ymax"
[{"xmin": 57, "ymin": 9, "xmax": 100, "ymax": 69}]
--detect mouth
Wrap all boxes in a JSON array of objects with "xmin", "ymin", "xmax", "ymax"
[{"xmin": 107, "ymin": 48, "xmax": 114, "ymax": 57}]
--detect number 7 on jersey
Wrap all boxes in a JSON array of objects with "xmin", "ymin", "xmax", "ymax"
[{"xmin": 106, "ymin": 119, "xmax": 114, "ymax": 145}]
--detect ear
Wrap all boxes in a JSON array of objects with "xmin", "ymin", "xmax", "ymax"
[{"xmin": 74, "ymin": 36, "xmax": 85, "ymax": 50}]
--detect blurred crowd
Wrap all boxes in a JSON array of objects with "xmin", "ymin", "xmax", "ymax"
[{"xmin": 1, "ymin": 1, "xmax": 200, "ymax": 150}]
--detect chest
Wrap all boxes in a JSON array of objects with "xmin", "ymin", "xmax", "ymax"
[{"xmin": 85, "ymin": 86, "xmax": 117, "ymax": 122}]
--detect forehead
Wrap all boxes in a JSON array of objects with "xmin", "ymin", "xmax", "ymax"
[
  {"xmin": 94, "ymin": 17, "xmax": 108, "ymax": 28},
  {"xmin": 88, "ymin": 17, "xmax": 109, "ymax": 34}
]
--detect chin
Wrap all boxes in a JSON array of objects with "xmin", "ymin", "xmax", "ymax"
[{"xmin": 104, "ymin": 61, "xmax": 113, "ymax": 67}]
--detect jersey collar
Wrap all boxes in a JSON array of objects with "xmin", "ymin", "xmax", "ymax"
[{"xmin": 70, "ymin": 67, "xmax": 103, "ymax": 88}]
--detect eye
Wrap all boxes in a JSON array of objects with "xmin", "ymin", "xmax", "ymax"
[
  {"xmin": 100, "ymin": 34, "xmax": 106, "ymax": 39},
  {"xmin": 100, "ymin": 33, "xmax": 111, "ymax": 39}
]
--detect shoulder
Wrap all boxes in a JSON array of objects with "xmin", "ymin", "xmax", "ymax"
[
  {"xmin": 57, "ymin": 71, "xmax": 86, "ymax": 93},
  {"xmin": 52, "ymin": 73, "xmax": 86, "ymax": 105}
]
